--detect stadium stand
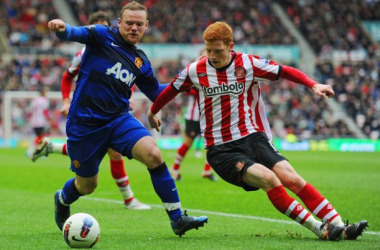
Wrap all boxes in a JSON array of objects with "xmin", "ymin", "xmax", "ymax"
[
  {"xmin": 0, "ymin": 0, "xmax": 378, "ymax": 140},
  {"xmin": 278, "ymin": 0, "xmax": 379, "ymax": 139},
  {"xmin": 68, "ymin": 0, "xmax": 295, "ymax": 44}
]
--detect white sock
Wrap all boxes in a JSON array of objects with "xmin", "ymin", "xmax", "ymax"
[
  {"xmin": 50, "ymin": 143, "xmax": 65, "ymax": 154},
  {"xmin": 303, "ymin": 215, "xmax": 323, "ymax": 237}
]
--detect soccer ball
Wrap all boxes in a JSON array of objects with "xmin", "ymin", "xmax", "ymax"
[{"xmin": 62, "ymin": 213, "xmax": 100, "ymax": 248}]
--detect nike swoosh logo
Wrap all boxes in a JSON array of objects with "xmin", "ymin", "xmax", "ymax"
[
  {"xmin": 111, "ymin": 42, "xmax": 120, "ymax": 47},
  {"xmin": 172, "ymin": 188, "xmax": 177, "ymax": 191},
  {"xmin": 72, "ymin": 236, "xmax": 87, "ymax": 242}
]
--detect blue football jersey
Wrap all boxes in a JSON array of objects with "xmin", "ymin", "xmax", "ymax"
[{"xmin": 57, "ymin": 24, "xmax": 161, "ymax": 125}]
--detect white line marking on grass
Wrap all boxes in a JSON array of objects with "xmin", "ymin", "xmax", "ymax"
[{"xmin": 83, "ymin": 196, "xmax": 380, "ymax": 236}]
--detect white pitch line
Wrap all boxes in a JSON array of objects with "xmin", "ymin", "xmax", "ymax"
[{"xmin": 83, "ymin": 196, "xmax": 380, "ymax": 236}]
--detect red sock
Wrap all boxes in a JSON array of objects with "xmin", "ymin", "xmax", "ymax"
[
  {"xmin": 173, "ymin": 143, "xmax": 190, "ymax": 170},
  {"xmin": 267, "ymin": 185, "xmax": 311, "ymax": 225},
  {"xmin": 62, "ymin": 144, "xmax": 68, "ymax": 155},
  {"xmin": 203, "ymin": 162, "xmax": 211, "ymax": 171},
  {"xmin": 297, "ymin": 183, "xmax": 339, "ymax": 222},
  {"xmin": 110, "ymin": 159, "xmax": 128, "ymax": 182},
  {"xmin": 34, "ymin": 136, "xmax": 43, "ymax": 145},
  {"xmin": 110, "ymin": 159, "xmax": 133, "ymax": 203}
]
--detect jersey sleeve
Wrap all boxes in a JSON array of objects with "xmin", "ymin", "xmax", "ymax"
[
  {"xmin": 134, "ymin": 73, "xmax": 162, "ymax": 102},
  {"xmin": 249, "ymin": 55, "xmax": 281, "ymax": 81},
  {"xmin": 56, "ymin": 24, "xmax": 108, "ymax": 45},
  {"xmin": 171, "ymin": 66, "xmax": 194, "ymax": 92},
  {"xmin": 61, "ymin": 70, "xmax": 74, "ymax": 100}
]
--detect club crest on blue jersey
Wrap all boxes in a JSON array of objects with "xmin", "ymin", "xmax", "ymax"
[{"xmin": 135, "ymin": 57, "xmax": 142, "ymax": 68}]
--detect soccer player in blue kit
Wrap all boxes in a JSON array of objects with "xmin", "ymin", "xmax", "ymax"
[{"xmin": 47, "ymin": 1, "xmax": 207, "ymax": 237}]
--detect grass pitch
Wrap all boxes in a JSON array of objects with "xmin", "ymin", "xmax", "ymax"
[{"xmin": 0, "ymin": 148, "xmax": 379, "ymax": 249}]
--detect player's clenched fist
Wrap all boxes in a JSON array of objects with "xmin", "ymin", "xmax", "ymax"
[{"xmin": 48, "ymin": 19, "xmax": 66, "ymax": 32}]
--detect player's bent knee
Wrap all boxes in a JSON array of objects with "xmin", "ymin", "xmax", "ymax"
[
  {"xmin": 76, "ymin": 176, "xmax": 98, "ymax": 195},
  {"xmin": 77, "ymin": 183, "xmax": 97, "ymax": 195},
  {"xmin": 107, "ymin": 148, "xmax": 123, "ymax": 160},
  {"xmin": 145, "ymin": 146, "xmax": 163, "ymax": 167},
  {"xmin": 281, "ymin": 175, "xmax": 305, "ymax": 193}
]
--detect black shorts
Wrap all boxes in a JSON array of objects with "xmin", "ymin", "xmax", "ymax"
[
  {"xmin": 185, "ymin": 119, "xmax": 201, "ymax": 139},
  {"xmin": 206, "ymin": 132, "xmax": 287, "ymax": 191},
  {"xmin": 34, "ymin": 127, "xmax": 45, "ymax": 136}
]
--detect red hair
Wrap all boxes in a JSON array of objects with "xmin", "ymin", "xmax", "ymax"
[{"xmin": 203, "ymin": 22, "xmax": 233, "ymax": 45}]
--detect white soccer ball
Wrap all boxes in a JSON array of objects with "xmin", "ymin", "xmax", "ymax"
[{"xmin": 62, "ymin": 213, "xmax": 100, "ymax": 248}]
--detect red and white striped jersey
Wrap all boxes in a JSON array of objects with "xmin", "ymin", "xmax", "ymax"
[
  {"xmin": 30, "ymin": 96, "xmax": 49, "ymax": 127},
  {"xmin": 67, "ymin": 47, "xmax": 86, "ymax": 76},
  {"xmin": 184, "ymin": 89, "xmax": 200, "ymax": 122},
  {"xmin": 171, "ymin": 52, "xmax": 277, "ymax": 148}
]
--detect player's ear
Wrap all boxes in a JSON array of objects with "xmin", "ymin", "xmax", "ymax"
[
  {"xmin": 146, "ymin": 20, "xmax": 149, "ymax": 29},
  {"xmin": 117, "ymin": 17, "xmax": 121, "ymax": 27},
  {"xmin": 229, "ymin": 42, "xmax": 234, "ymax": 51}
]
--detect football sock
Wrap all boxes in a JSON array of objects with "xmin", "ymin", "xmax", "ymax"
[
  {"xmin": 110, "ymin": 159, "xmax": 134, "ymax": 203},
  {"xmin": 34, "ymin": 136, "xmax": 43, "ymax": 145},
  {"xmin": 267, "ymin": 185, "xmax": 324, "ymax": 235},
  {"xmin": 173, "ymin": 143, "xmax": 190, "ymax": 171},
  {"xmin": 202, "ymin": 161, "xmax": 212, "ymax": 176},
  {"xmin": 60, "ymin": 178, "xmax": 82, "ymax": 205},
  {"xmin": 50, "ymin": 143, "xmax": 67, "ymax": 155},
  {"xmin": 297, "ymin": 183, "xmax": 343, "ymax": 226},
  {"xmin": 148, "ymin": 162, "xmax": 182, "ymax": 221}
]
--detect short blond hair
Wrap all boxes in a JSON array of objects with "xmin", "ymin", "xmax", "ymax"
[
  {"xmin": 203, "ymin": 21, "xmax": 233, "ymax": 45},
  {"xmin": 119, "ymin": 1, "xmax": 148, "ymax": 19}
]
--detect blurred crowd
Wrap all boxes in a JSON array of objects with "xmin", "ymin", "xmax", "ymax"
[
  {"xmin": 0, "ymin": 0, "xmax": 60, "ymax": 50},
  {"xmin": 280, "ymin": 0, "xmax": 378, "ymax": 57},
  {"xmin": 0, "ymin": 0, "xmax": 379, "ymax": 140},
  {"xmin": 68, "ymin": 0, "xmax": 295, "ymax": 44}
]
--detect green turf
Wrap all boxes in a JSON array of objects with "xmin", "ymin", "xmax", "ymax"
[{"xmin": 0, "ymin": 148, "xmax": 379, "ymax": 249}]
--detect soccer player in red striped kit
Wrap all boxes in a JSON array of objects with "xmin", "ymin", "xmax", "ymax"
[{"xmin": 148, "ymin": 21, "xmax": 368, "ymax": 241}]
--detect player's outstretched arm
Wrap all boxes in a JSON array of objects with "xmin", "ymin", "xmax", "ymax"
[
  {"xmin": 48, "ymin": 19, "xmax": 66, "ymax": 32},
  {"xmin": 147, "ymin": 109, "xmax": 161, "ymax": 132},
  {"xmin": 312, "ymin": 84, "xmax": 335, "ymax": 98},
  {"xmin": 280, "ymin": 65, "xmax": 334, "ymax": 98},
  {"xmin": 60, "ymin": 98, "xmax": 71, "ymax": 116}
]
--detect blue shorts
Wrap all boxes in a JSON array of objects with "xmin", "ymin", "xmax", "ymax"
[{"xmin": 66, "ymin": 113, "xmax": 151, "ymax": 177}]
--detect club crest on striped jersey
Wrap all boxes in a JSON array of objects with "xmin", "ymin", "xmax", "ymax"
[
  {"xmin": 234, "ymin": 66, "xmax": 247, "ymax": 79},
  {"xmin": 202, "ymin": 81, "xmax": 244, "ymax": 97}
]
